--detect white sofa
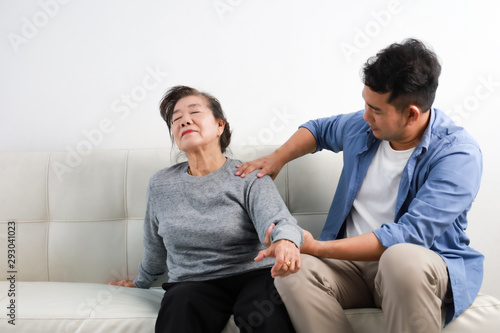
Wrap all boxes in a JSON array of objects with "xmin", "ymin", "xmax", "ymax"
[{"xmin": 1, "ymin": 147, "xmax": 499, "ymax": 333}]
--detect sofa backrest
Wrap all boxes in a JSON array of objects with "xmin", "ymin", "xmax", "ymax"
[{"xmin": 0, "ymin": 147, "xmax": 342, "ymax": 285}]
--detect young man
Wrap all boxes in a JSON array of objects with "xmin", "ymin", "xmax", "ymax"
[{"xmin": 236, "ymin": 38, "xmax": 483, "ymax": 333}]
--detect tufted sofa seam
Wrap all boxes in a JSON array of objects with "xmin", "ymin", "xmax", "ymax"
[
  {"xmin": 46, "ymin": 152, "xmax": 52, "ymax": 281},
  {"xmin": 123, "ymin": 150, "xmax": 130, "ymax": 280}
]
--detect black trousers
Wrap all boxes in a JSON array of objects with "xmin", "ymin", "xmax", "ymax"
[{"xmin": 155, "ymin": 268, "xmax": 295, "ymax": 333}]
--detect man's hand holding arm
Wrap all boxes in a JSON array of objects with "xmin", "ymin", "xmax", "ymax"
[{"xmin": 263, "ymin": 225, "xmax": 385, "ymax": 262}]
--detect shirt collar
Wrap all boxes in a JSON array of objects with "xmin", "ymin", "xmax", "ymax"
[
  {"xmin": 413, "ymin": 108, "xmax": 436, "ymax": 156},
  {"xmin": 365, "ymin": 127, "xmax": 378, "ymax": 151}
]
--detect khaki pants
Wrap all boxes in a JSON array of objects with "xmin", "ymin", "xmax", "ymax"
[{"xmin": 275, "ymin": 243, "xmax": 451, "ymax": 333}]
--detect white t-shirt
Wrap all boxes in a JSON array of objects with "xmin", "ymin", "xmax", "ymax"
[{"xmin": 345, "ymin": 140, "xmax": 415, "ymax": 238}]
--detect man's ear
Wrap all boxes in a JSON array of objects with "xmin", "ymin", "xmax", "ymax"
[{"xmin": 406, "ymin": 105, "xmax": 421, "ymax": 125}]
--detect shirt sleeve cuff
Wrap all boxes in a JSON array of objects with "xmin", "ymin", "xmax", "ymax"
[
  {"xmin": 271, "ymin": 224, "xmax": 304, "ymax": 248},
  {"xmin": 373, "ymin": 224, "xmax": 404, "ymax": 249},
  {"xmin": 298, "ymin": 124, "xmax": 321, "ymax": 153}
]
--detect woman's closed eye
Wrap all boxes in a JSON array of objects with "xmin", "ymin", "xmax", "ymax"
[{"xmin": 172, "ymin": 110, "xmax": 201, "ymax": 124}]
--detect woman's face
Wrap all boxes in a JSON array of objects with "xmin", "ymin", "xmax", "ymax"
[{"xmin": 171, "ymin": 95, "xmax": 224, "ymax": 153}]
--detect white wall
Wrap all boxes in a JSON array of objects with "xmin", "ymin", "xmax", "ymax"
[{"xmin": 1, "ymin": 0, "xmax": 499, "ymax": 297}]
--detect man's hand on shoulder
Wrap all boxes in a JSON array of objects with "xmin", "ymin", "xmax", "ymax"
[{"xmin": 235, "ymin": 153, "xmax": 284, "ymax": 180}]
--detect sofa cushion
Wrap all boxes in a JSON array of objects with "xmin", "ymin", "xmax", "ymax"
[{"xmin": 0, "ymin": 282, "xmax": 161, "ymax": 333}]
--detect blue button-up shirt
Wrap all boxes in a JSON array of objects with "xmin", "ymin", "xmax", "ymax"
[{"xmin": 301, "ymin": 108, "xmax": 483, "ymax": 324}]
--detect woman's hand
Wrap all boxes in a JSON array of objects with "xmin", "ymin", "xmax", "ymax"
[
  {"xmin": 108, "ymin": 280, "xmax": 136, "ymax": 288},
  {"xmin": 235, "ymin": 153, "xmax": 285, "ymax": 180},
  {"xmin": 254, "ymin": 239, "xmax": 301, "ymax": 278}
]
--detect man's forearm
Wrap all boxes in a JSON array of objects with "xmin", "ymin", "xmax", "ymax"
[{"xmin": 308, "ymin": 232, "xmax": 386, "ymax": 261}]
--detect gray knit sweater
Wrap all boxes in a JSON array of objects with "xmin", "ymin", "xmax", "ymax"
[{"xmin": 133, "ymin": 158, "xmax": 304, "ymax": 288}]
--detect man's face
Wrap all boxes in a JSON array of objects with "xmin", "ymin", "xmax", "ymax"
[{"xmin": 362, "ymin": 85, "xmax": 408, "ymax": 145}]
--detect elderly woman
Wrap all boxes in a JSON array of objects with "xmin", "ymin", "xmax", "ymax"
[{"xmin": 110, "ymin": 85, "xmax": 303, "ymax": 333}]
